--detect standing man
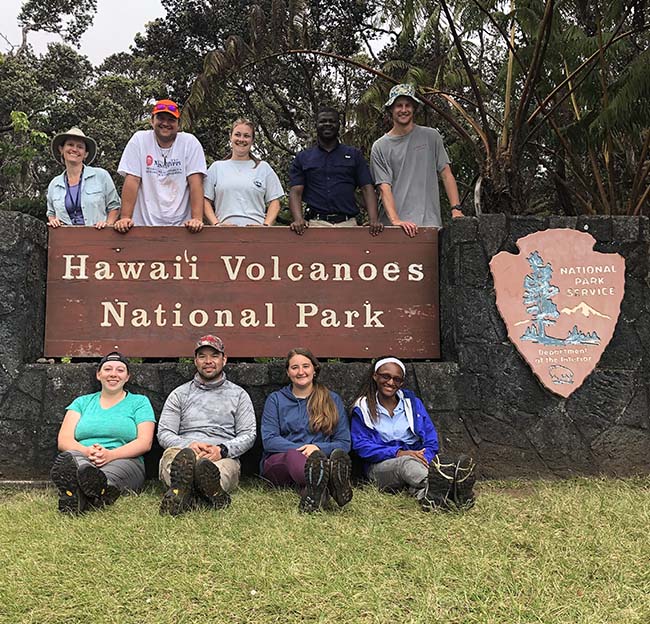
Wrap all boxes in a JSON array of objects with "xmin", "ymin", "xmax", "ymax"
[
  {"xmin": 158, "ymin": 335, "xmax": 256, "ymax": 516},
  {"xmin": 114, "ymin": 99, "xmax": 207, "ymax": 233},
  {"xmin": 289, "ymin": 106, "xmax": 383, "ymax": 236},
  {"xmin": 371, "ymin": 84, "xmax": 463, "ymax": 237}
]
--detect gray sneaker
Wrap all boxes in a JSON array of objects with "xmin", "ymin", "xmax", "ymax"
[
  {"xmin": 299, "ymin": 450, "xmax": 329, "ymax": 513},
  {"xmin": 328, "ymin": 449, "xmax": 353, "ymax": 508}
]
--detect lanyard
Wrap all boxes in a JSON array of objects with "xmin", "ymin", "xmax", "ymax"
[{"xmin": 64, "ymin": 166, "xmax": 84, "ymax": 224}]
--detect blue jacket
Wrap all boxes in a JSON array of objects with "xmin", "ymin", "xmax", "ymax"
[
  {"xmin": 351, "ymin": 389, "xmax": 439, "ymax": 471},
  {"xmin": 261, "ymin": 385, "xmax": 351, "ymax": 465},
  {"xmin": 46, "ymin": 165, "xmax": 120, "ymax": 225}
]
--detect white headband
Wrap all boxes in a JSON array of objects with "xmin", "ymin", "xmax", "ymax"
[{"xmin": 374, "ymin": 357, "xmax": 406, "ymax": 375}]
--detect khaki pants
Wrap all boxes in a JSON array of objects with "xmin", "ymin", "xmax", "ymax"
[
  {"xmin": 159, "ymin": 447, "xmax": 241, "ymax": 493},
  {"xmin": 307, "ymin": 218, "xmax": 358, "ymax": 227}
]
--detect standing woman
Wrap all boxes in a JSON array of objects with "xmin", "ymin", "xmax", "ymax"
[
  {"xmin": 351, "ymin": 356, "xmax": 476, "ymax": 511},
  {"xmin": 50, "ymin": 352, "xmax": 156, "ymax": 514},
  {"xmin": 261, "ymin": 348, "xmax": 353, "ymax": 513},
  {"xmin": 46, "ymin": 127, "xmax": 120, "ymax": 228},
  {"xmin": 203, "ymin": 118, "xmax": 284, "ymax": 226}
]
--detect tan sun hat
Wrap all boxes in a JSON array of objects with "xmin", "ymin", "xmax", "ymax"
[{"xmin": 51, "ymin": 127, "xmax": 98, "ymax": 165}]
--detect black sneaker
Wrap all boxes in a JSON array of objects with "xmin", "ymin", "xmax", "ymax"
[
  {"xmin": 328, "ymin": 449, "xmax": 353, "ymax": 508},
  {"xmin": 452, "ymin": 455, "xmax": 476, "ymax": 510},
  {"xmin": 77, "ymin": 464, "xmax": 121, "ymax": 509},
  {"xmin": 50, "ymin": 452, "xmax": 86, "ymax": 515},
  {"xmin": 299, "ymin": 450, "xmax": 329, "ymax": 513},
  {"xmin": 421, "ymin": 454, "xmax": 455, "ymax": 512},
  {"xmin": 160, "ymin": 448, "xmax": 196, "ymax": 516},
  {"xmin": 194, "ymin": 459, "xmax": 231, "ymax": 510}
]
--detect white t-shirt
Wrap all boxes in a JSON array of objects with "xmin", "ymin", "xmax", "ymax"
[
  {"xmin": 203, "ymin": 159, "xmax": 284, "ymax": 225},
  {"xmin": 118, "ymin": 130, "xmax": 207, "ymax": 226}
]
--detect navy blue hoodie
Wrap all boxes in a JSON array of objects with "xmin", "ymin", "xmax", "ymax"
[{"xmin": 261, "ymin": 384, "xmax": 351, "ymax": 465}]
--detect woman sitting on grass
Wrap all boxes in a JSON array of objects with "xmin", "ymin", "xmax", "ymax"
[
  {"xmin": 351, "ymin": 356, "xmax": 476, "ymax": 511},
  {"xmin": 50, "ymin": 352, "xmax": 156, "ymax": 515},
  {"xmin": 261, "ymin": 348, "xmax": 353, "ymax": 513}
]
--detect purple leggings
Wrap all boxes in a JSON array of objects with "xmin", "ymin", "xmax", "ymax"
[{"xmin": 263, "ymin": 449, "xmax": 308, "ymax": 487}]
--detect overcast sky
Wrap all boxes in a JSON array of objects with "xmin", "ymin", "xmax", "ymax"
[{"xmin": 3, "ymin": 0, "xmax": 166, "ymax": 64}]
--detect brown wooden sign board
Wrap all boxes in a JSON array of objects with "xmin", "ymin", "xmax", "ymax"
[{"xmin": 45, "ymin": 227, "xmax": 439, "ymax": 359}]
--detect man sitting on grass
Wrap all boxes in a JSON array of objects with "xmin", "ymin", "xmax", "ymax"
[{"xmin": 157, "ymin": 335, "xmax": 256, "ymax": 516}]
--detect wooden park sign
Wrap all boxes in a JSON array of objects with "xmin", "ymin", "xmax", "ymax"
[
  {"xmin": 45, "ymin": 227, "xmax": 439, "ymax": 358},
  {"xmin": 490, "ymin": 229, "xmax": 625, "ymax": 397}
]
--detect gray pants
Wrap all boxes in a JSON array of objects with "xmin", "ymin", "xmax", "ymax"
[
  {"xmin": 368, "ymin": 456, "xmax": 427, "ymax": 500},
  {"xmin": 158, "ymin": 447, "xmax": 241, "ymax": 493},
  {"xmin": 67, "ymin": 451, "xmax": 146, "ymax": 492}
]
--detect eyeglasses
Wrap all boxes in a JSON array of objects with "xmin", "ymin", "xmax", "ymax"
[
  {"xmin": 154, "ymin": 103, "xmax": 179, "ymax": 114},
  {"xmin": 376, "ymin": 372, "xmax": 404, "ymax": 387}
]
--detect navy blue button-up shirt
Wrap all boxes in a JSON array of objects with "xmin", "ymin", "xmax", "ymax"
[{"xmin": 289, "ymin": 142, "xmax": 374, "ymax": 216}]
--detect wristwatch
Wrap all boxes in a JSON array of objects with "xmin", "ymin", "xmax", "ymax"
[
  {"xmin": 218, "ymin": 443, "xmax": 229, "ymax": 458},
  {"xmin": 451, "ymin": 204, "xmax": 463, "ymax": 212}
]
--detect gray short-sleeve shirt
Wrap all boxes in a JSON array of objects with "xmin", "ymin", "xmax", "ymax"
[
  {"xmin": 371, "ymin": 125, "xmax": 450, "ymax": 227},
  {"xmin": 204, "ymin": 160, "xmax": 284, "ymax": 225}
]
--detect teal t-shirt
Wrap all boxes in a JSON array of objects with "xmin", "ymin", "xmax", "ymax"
[{"xmin": 67, "ymin": 392, "xmax": 156, "ymax": 458}]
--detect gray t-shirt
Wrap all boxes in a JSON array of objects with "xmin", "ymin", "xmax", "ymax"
[
  {"xmin": 204, "ymin": 159, "xmax": 284, "ymax": 225},
  {"xmin": 370, "ymin": 125, "xmax": 450, "ymax": 227}
]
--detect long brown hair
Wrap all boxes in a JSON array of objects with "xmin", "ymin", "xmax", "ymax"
[
  {"xmin": 223, "ymin": 117, "xmax": 260, "ymax": 168},
  {"xmin": 286, "ymin": 347, "xmax": 339, "ymax": 436}
]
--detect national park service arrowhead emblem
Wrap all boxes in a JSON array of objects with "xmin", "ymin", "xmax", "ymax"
[{"xmin": 490, "ymin": 229, "xmax": 625, "ymax": 397}]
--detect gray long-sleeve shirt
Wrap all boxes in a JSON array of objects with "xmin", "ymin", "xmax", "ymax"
[{"xmin": 157, "ymin": 373, "xmax": 256, "ymax": 458}]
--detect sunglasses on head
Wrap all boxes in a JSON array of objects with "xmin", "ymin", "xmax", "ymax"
[
  {"xmin": 154, "ymin": 103, "xmax": 179, "ymax": 114},
  {"xmin": 376, "ymin": 372, "xmax": 404, "ymax": 387}
]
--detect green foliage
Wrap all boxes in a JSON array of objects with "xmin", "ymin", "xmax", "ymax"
[
  {"xmin": 18, "ymin": 0, "xmax": 98, "ymax": 46},
  {"xmin": 1, "ymin": 1, "xmax": 648, "ymax": 217}
]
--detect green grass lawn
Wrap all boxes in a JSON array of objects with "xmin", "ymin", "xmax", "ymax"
[{"xmin": 1, "ymin": 478, "xmax": 649, "ymax": 624}]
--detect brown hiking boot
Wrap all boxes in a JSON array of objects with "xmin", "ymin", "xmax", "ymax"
[
  {"xmin": 194, "ymin": 459, "xmax": 231, "ymax": 510},
  {"xmin": 160, "ymin": 448, "xmax": 196, "ymax": 516}
]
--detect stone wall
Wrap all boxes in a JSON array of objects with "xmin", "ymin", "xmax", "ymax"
[
  {"xmin": 439, "ymin": 214, "xmax": 650, "ymax": 477},
  {"xmin": 1, "ymin": 211, "xmax": 648, "ymax": 480}
]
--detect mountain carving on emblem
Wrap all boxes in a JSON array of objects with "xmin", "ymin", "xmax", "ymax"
[
  {"xmin": 489, "ymin": 229, "xmax": 625, "ymax": 398},
  {"xmin": 560, "ymin": 302, "xmax": 611, "ymax": 319}
]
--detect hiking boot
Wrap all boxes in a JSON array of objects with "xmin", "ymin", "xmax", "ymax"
[
  {"xmin": 452, "ymin": 455, "xmax": 476, "ymax": 510},
  {"xmin": 77, "ymin": 464, "xmax": 121, "ymax": 509},
  {"xmin": 421, "ymin": 454, "xmax": 455, "ymax": 512},
  {"xmin": 50, "ymin": 452, "xmax": 86, "ymax": 515},
  {"xmin": 299, "ymin": 450, "xmax": 329, "ymax": 513},
  {"xmin": 194, "ymin": 458, "xmax": 231, "ymax": 510},
  {"xmin": 328, "ymin": 449, "xmax": 353, "ymax": 508},
  {"xmin": 160, "ymin": 448, "xmax": 196, "ymax": 516}
]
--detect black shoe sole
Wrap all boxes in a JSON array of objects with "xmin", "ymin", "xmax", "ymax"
[
  {"xmin": 50, "ymin": 452, "xmax": 85, "ymax": 515},
  {"xmin": 78, "ymin": 464, "xmax": 108, "ymax": 498},
  {"xmin": 452, "ymin": 455, "xmax": 476, "ymax": 510},
  {"xmin": 423, "ymin": 455, "xmax": 455, "ymax": 511},
  {"xmin": 299, "ymin": 451, "xmax": 329, "ymax": 513},
  {"xmin": 78, "ymin": 464, "xmax": 121, "ymax": 508},
  {"xmin": 328, "ymin": 449, "xmax": 353, "ymax": 507},
  {"xmin": 194, "ymin": 459, "xmax": 231, "ymax": 510},
  {"xmin": 160, "ymin": 448, "xmax": 196, "ymax": 516}
]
